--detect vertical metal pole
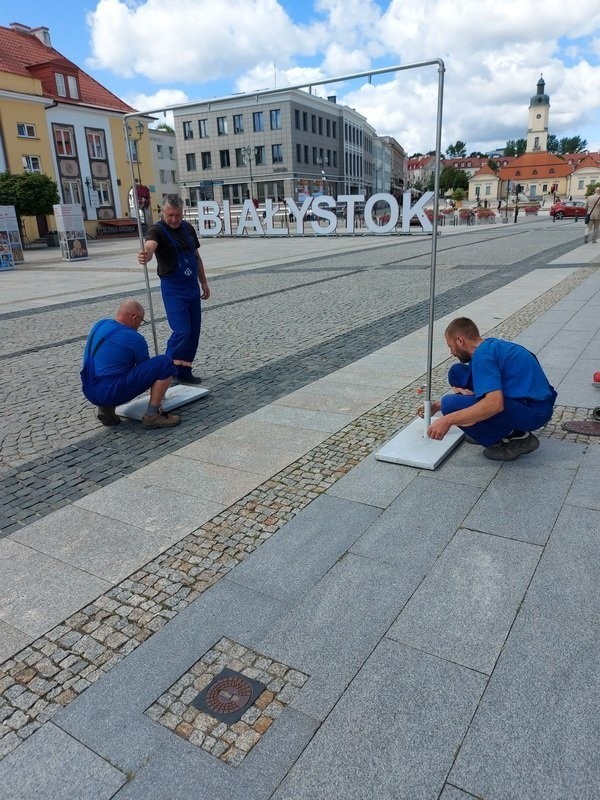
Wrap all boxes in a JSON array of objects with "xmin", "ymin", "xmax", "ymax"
[
  {"xmin": 123, "ymin": 120, "xmax": 159, "ymax": 356},
  {"xmin": 423, "ymin": 61, "xmax": 445, "ymax": 433}
]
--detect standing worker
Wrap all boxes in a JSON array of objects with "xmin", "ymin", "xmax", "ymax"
[
  {"xmin": 137, "ymin": 194, "xmax": 210, "ymax": 384},
  {"xmin": 584, "ymin": 185, "xmax": 600, "ymax": 244}
]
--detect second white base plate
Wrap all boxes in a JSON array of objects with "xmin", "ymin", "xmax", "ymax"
[{"xmin": 116, "ymin": 384, "xmax": 210, "ymax": 421}]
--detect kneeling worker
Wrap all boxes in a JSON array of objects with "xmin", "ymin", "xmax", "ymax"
[
  {"xmin": 81, "ymin": 298, "xmax": 181, "ymax": 428},
  {"xmin": 420, "ymin": 317, "xmax": 556, "ymax": 461}
]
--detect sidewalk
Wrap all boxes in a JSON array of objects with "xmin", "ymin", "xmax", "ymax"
[{"xmin": 0, "ymin": 234, "xmax": 599, "ymax": 798}]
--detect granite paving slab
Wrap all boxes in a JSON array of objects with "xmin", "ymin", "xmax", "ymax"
[
  {"xmin": 272, "ymin": 637, "xmax": 487, "ymax": 800},
  {"xmin": 245, "ymin": 404, "xmax": 355, "ymax": 433},
  {"xmin": 388, "ymin": 528, "xmax": 542, "ymax": 674},
  {"xmin": 228, "ymin": 495, "xmax": 381, "ymax": 602},
  {"xmin": 273, "ymin": 377, "xmax": 393, "ymax": 415},
  {"xmin": 0, "ymin": 538, "xmax": 110, "ymax": 638},
  {"xmin": 175, "ymin": 417, "xmax": 330, "ymax": 476},
  {"xmin": 424, "ymin": 439, "xmax": 502, "ymax": 488},
  {"xmin": 463, "ymin": 458, "xmax": 575, "ymax": 545},
  {"xmin": 129, "ymin": 454, "xmax": 268, "ymax": 505},
  {"xmin": 257, "ymin": 552, "xmax": 425, "ymax": 721},
  {"xmin": 0, "ymin": 722, "xmax": 125, "ymax": 800},
  {"xmin": 10, "ymin": 506, "xmax": 176, "ymax": 584},
  {"xmin": 449, "ymin": 607, "xmax": 600, "ymax": 800},
  {"xmin": 565, "ymin": 444, "xmax": 600, "ymax": 509},
  {"xmin": 438, "ymin": 786, "xmax": 479, "ymax": 799},
  {"xmin": 350, "ymin": 475, "xmax": 482, "ymax": 574},
  {"xmin": 524, "ymin": 503, "xmax": 600, "ymax": 624},
  {"xmin": 74, "ymin": 478, "xmax": 225, "ymax": 540},
  {"xmin": 326, "ymin": 453, "xmax": 417, "ymax": 508},
  {"xmin": 0, "ymin": 620, "xmax": 33, "ymax": 663}
]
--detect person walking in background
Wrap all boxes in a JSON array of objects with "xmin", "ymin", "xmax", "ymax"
[
  {"xmin": 81, "ymin": 298, "xmax": 180, "ymax": 428},
  {"xmin": 137, "ymin": 195, "xmax": 210, "ymax": 384},
  {"xmin": 418, "ymin": 317, "xmax": 556, "ymax": 461},
  {"xmin": 584, "ymin": 185, "xmax": 600, "ymax": 244}
]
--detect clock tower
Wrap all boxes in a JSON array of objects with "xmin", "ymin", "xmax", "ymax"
[{"xmin": 527, "ymin": 76, "xmax": 550, "ymax": 153}]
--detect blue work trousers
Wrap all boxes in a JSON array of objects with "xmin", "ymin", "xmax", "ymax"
[
  {"xmin": 161, "ymin": 281, "xmax": 201, "ymax": 368},
  {"xmin": 85, "ymin": 355, "xmax": 175, "ymax": 407},
  {"xmin": 441, "ymin": 363, "xmax": 556, "ymax": 447}
]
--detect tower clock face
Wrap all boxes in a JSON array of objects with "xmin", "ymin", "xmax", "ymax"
[{"xmin": 536, "ymin": 113, "xmax": 541, "ymax": 119}]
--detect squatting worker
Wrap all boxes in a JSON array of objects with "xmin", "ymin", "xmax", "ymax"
[
  {"xmin": 137, "ymin": 194, "xmax": 210, "ymax": 385},
  {"xmin": 81, "ymin": 298, "xmax": 181, "ymax": 429},
  {"xmin": 417, "ymin": 317, "xmax": 557, "ymax": 461}
]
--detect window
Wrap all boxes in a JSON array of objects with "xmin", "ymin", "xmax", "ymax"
[
  {"xmin": 233, "ymin": 114, "xmax": 244, "ymax": 134},
  {"xmin": 254, "ymin": 146, "xmax": 265, "ymax": 165},
  {"xmin": 217, "ymin": 116, "xmax": 228, "ymax": 135},
  {"xmin": 96, "ymin": 179, "xmax": 111, "ymax": 205},
  {"xmin": 86, "ymin": 131, "xmax": 105, "ymax": 159},
  {"xmin": 485, "ymin": 185, "xmax": 491, "ymax": 195},
  {"xmin": 22, "ymin": 155, "xmax": 41, "ymax": 173},
  {"xmin": 186, "ymin": 153, "xmax": 197, "ymax": 171},
  {"xmin": 304, "ymin": 145, "xmax": 309, "ymax": 163},
  {"xmin": 170, "ymin": 170, "xmax": 177, "ymax": 182},
  {"xmin": 198, "ymin": 119, "xmax": 208, "ymax": 138},
  {"xmin": 318, "ymin": 117, "xmax": 323, "ymax": 135},
  {"xmin": 253, "ymin": 111, "xmax": 264, "ymax": 132},
  {"xmin": 168, "ymin": 146, "xmax": 174, "ymax": 158},
  {"xmin": 55, "ymin": 73, "xmax": 66, "ymax": 96},
  {"xmin": 272, "ymin": 144, "xmax": 283, "ymax": 163},
  {"xmin": 578, "ymin": 179, "xmax": 584, "ymax": 190},
  {"xmin": 326, "ymin": 119, "xmax": 331, "ymax": 137},
  {"xmin": 235, "ymin": 148, "xmax": 245, "ymax": 167},
  {"xmin": 303, "ymin": 111, "xmax": 308, "ymax": 131},
  {"xmin": 54, "ymin": 127, "xmax": 74, "ymax": 156},
  {"xmin": 159, "ymin": 169, "xmax": 167, "ymax": 182},
  {"xmin": 128, "ymin": 139, "xmax": 140, "ymax": 164},
  {"xmin": 332, "ymin": 121, "xmax": 337, "ymax": 138},
  {"xmin": 270, "ymin": 109, "xmax": 281, "ymax": 130},
  {"xmin": 183, "ymin": 121, "xmax": 194, "ymax": 140},
  {"xmin": 201, "ymin": 151, "xmax": 212, "ymax": 170},
  {"xmin": 296, "ymin": 143, "xmax": 302, "ymax": 162},
  {"xmin": 17, "ymin": 123, "xmax": 36, "ymax": 138},
  {"xmin": 67, "ymin": 76, "xmax": 79, "ymax": 99},
  {"xmin": 220, "ymin": 149, "xmax": 231, "ymax": 167},
  {"xmin": 157, "ymin": 144, "xmax": 164, "ymax": 159},
  {"xmin": 332, "ymin": 151, "xmax": 337, "ymax": 168},
  {"xmin": 311, "ymin": 115, "xmax": 317, "ymax": 134},
  {"xmin": 312, "ymin": 147, "xmax": 317, "ymax": 164},
  {"xmin": 62, "ymin": 179, "xmax": 81, "ymax": 205},
  {"xmin": 295, "ymin": 109, "xmax": 301, "ymax": 129}
]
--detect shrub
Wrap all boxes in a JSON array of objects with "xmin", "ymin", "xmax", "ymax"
[{"xmin": 476, "ymin": 208, "xmax": 495, "ymax": 218}]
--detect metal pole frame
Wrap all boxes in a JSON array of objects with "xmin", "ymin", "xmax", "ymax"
[{"xmin": 123, "ymin": 59, "xmax": 445, "ymax": 406}]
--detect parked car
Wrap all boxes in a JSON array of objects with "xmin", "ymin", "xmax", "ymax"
[{"xmin": 549, "ymin": 200, "xmax": 586, "ymax": 219}]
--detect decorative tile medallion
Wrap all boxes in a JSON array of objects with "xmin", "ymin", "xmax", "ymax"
[{"xmin": 145, "ymin": 637, "xmax": 309, "ymax": 766}]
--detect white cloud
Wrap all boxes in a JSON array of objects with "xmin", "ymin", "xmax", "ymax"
[{"xmin": 87, "ymin": 0, "xmax": 600, "ymax": 153}]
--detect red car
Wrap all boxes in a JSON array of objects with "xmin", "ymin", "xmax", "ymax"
[{"xmin": 549, "ymin": 200, "xmax": 586, "ymax": 219}]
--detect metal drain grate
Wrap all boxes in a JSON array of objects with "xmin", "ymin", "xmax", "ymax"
[{"xmin": 192, "ymin": 668, "xmax": 266, "ymax": 724}]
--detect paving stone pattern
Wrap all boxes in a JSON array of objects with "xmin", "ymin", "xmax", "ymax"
[
  {"xmin": 0, "ymin": 262, "xmax": 597, "ymax": 762},
  {"xmin": 0, "ymin": 230, "xmax": 584, "ymax": 533},
  {"xmin": 145, "ymin": 637, "xmax": 308, "ymax": 766}
]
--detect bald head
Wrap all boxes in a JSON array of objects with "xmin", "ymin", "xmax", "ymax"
[{"xmin": 116, "ymin": 298, "xmax": 145, "ymax": 329}]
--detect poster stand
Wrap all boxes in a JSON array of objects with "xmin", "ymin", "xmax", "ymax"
[
  {"xmin": 52, "ymin": 204, "xmax": 89, "ymax": 261},
  {"xmin": 0, "ymin": 206, "xmax": 23, "ymax": 269}
]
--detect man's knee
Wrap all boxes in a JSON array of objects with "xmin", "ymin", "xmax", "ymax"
[
  {"xmin": 448, "ymin": 363, "xmax": 471, "ymax": 389},
  {"xmin": 150, "ymin": 354, "xmax": 177, "ymax": 381}
]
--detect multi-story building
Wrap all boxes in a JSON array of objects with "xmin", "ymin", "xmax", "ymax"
[
  {"xmin": 149, "ymin": 127, "xmax": 179, "ymax": 217},
  {"xmin": 0, "ymin": 22, "xmax": 155, "ymax": 241},
  {"xmin": 172, "ymin": 89, "xmax": 378, "ymax": 208}
]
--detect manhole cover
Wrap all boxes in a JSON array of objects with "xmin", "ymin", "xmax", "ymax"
[
  {"xmin": 192, "ymin": 668, "xmax": 266, "ymax": 724},
  {"xmin": 561, "ymin": 419, "xmax": 600, "ymax": 436}
]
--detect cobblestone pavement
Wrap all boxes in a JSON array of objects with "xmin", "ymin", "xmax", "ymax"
[
  {"xmin": 0, "ymin": 258, "xmax": 596, "ymax": 762},
  {"xmin": 0, "ymin": 223, "xmax": 590, "ymax": 535}
]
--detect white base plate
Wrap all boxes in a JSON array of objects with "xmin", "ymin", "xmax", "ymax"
[
  {"xmin": 116, "ymin": 384, "xmax": 210, "ymax": 421},
  {"xmin": 375, "ymin": 415, "xmax": 464, "ymax": 470}
]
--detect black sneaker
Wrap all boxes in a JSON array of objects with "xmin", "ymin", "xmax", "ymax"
[
  {"xmin": 177, "ymin": 372, "xmax": 202, "ymax": 385},
  {"xmin": 483, "ymin": 432, "xmax": 539, "ymax": 461},
  {"xmin": 97, "ymin": 406, "xmax": 121, "ymax": 426}
]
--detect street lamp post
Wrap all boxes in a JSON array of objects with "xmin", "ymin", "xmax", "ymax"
[
  {"xmin": 317, "ymin": 156, "xmax": 329, "ymax": 194},
  {"xmin": 241, "ymin": 145, "xmax": 257, "ymax": 202}
]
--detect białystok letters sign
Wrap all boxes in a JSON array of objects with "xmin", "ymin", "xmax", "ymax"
[{"xmin": 197, "ymin": 191, "xmax": 434, "ymax": 237}]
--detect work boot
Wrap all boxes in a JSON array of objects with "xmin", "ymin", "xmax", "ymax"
[
  {"xmin": 177, "ymin": 368, "xmax": 202, "ymax": 385},
  {"xmin": 142, "ymin": 410, "xmax": 181, "ymax": 428},
  {"xmin": 483, "ymin": 432, "xmax": 539, "ymax": 461},
  {"xmin": 97, "ymin": 406, "xmax": 121, "ymax": 426}
]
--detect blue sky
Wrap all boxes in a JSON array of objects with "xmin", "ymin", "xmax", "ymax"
[{"xmin": 7, "ymin": 1, "xmax": 600, "ymax": 154}]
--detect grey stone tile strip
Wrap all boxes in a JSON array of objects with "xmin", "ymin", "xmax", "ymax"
[{"xmin": 0, "ymin": 264, "xmax": 597, "ymax": 761}]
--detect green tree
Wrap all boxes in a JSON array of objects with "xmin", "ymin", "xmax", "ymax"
[
  {"xmin": 446, "ymin": 140, "xmax": 467, "ymax": 158},
  {"xmin": 439, "ymin": 166, "xmax": 469, "ymax": 193},
  {"xmin": 559, "ymin": 135, "xmax": 587, "ymax": 154},
  {"xmin": 0, "ymin": 171, "xmax": 59, "ymax": 217},
  {"xmin": 504, "ymin": 138, "xmax": 527, "ymax": 156},
  {"xmin": 156, "ymin": 121, "xmax": 175, "ymax": 134},
  {"xmin": 547, "ymin": 134, "xmax": 559, "ymax": 154},
  {"xmin": 487, "ymin": 159, "xmax": 499, "ymax": 172},
  {"xmin": 586, "ymin": 182, "xmax": 599, "ymax": 197}
]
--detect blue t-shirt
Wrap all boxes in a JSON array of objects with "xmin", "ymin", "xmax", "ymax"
[
  {"xmin": 472, "ymin": 338, "xmax": 554, "ymax": 402},
  {"xmin": 83, "ymin": 319, "xmax": 149, "ymax": 378}
]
